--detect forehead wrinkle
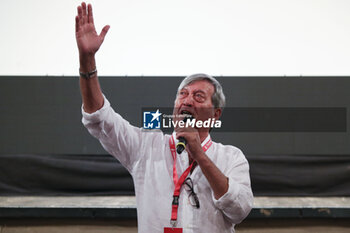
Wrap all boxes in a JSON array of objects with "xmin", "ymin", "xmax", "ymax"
[{"xmin": 184, "ymin": 82, "xmax": 214, "ymax": 95}]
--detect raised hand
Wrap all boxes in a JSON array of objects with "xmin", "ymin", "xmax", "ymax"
[{"xmin": 75, "ymin": 2, "xmax": 110, "ymax": 56}]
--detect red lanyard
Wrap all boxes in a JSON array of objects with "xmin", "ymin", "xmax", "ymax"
[{"xmin": 168, "ymin": 135, "xmax": 212, "ymax": 227}]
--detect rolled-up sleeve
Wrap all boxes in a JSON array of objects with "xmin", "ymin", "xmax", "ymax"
[
  {"xmin": 211, "ymin": 149, "xmax": 253, "ymax": 224},
  {"xmin": 81, "ymin": 95, "xmax": 143, "ymax": 172}
]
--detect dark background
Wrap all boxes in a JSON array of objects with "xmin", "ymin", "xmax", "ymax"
[{"xmin": 0, "ymin": 76, "xmax": 349, "ymax": 196}]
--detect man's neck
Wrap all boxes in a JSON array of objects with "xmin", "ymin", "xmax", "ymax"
[{"xmin": 199, "ymin": 131, "xmax": 209, "ymax": 143}]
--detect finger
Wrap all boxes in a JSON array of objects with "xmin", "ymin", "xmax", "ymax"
[
  {"xmin": 175, "ymin": 132, "xmax": 185, "ymax": 139},
  {"xmin": 77, "ymin": 6, "xmax": 83, "ymax": 19},
  {"xmin": 82, "ymin": 2, "xmax": 87, "ymax": 24},
  {"xmin": 99, "ymin": 25, "xmax": 110, "ymax": 41},
  {"xmin": 176, "ymin": 132, "xmax": 193, "ymax": 140},
  {"xmin": 82, "ymin": 2, "xmax": 87, "ymax": 16},
  {"xmin": 176, "ymin": 127, "xmax": 196, "ymax": 135},
  {"xmin": 75, "ymin": 16, "xmax": 80, "ymax": 33},
  {"xmin": 78, "ymin": 6, "xmax": 84, "ymax": 25},
  {"xmin": 175, "ymin": 126, "xmax": 187, "ymax": 133},
  {"xmin": 88, "ymin": 3, "xmax": 94, "ymax": 24}
]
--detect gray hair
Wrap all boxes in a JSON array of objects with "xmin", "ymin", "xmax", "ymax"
[{"xmin": 177, "ymin": 73, "xmax": 226, "ymax": 109}]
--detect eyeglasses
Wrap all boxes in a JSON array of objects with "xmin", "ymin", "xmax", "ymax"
[{"xmin": 184, "ymin": 177, "xmax": 200, "ymax": 208}]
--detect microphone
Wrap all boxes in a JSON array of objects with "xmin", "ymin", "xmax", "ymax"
[{"xmin": 176, "ymin": 116, "xmax": 193, "ymax": 154}]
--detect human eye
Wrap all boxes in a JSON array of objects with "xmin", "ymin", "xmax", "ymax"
[
  {"xmin": 178, "ymin": 90, "xmax": 188, "ymax": 98},
  {"xmin": 194, "ymin": 93, "xmax": 205, "ymax": 102}
]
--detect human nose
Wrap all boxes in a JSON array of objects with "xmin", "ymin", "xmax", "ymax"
[
  {"xmin": 182, "ymin": 94, "xmax": 194, "ymax": 106},
  {"xmin": 181, "ymin": 93, "xmax": 194, "ymax": 105}
]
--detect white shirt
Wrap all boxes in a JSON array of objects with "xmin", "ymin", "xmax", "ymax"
[{"xmin": 82, "ymin": 96, "xmax": 253, "ymax": 233}]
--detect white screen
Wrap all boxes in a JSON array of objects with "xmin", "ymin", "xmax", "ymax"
[{"xmin": 1, "ymin": 0, "xmax": 350, "ymax": 76}]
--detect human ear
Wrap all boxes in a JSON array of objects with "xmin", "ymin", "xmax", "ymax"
[{"xmin": 214, "ymin": 108, "xmax": 222, "ymax": 120}]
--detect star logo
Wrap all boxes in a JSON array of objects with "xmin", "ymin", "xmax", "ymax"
[
  {"xmin": 143, "ymin": 109, "xmax": 162, "ymax": 129},
  {"xmin": 150, "ymin": 109, "xmax": 162, "ymax": 122}
]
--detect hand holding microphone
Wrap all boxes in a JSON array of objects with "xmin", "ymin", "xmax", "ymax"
[{"xmin": 176, "ymin": 116, "xmax": 194, "ymax": 154}]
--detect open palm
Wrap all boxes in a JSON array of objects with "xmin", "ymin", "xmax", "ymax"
[{"xmin": 75, "ymin": 2, "xmax": 110, "ymax": 56}]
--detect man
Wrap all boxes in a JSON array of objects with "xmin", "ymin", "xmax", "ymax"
[{"xmin": 76, "ymin": 2, "xmax": 253, "ymax": 233}]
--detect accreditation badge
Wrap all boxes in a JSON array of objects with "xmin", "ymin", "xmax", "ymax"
[{"xmin": 164, "ymin": 227, "xmax": 183, "ymax": 233}]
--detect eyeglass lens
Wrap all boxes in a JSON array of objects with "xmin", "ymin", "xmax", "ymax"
[{"xmin": 185, "ymin": 177, "xmax": 200, "ymax": 208}]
